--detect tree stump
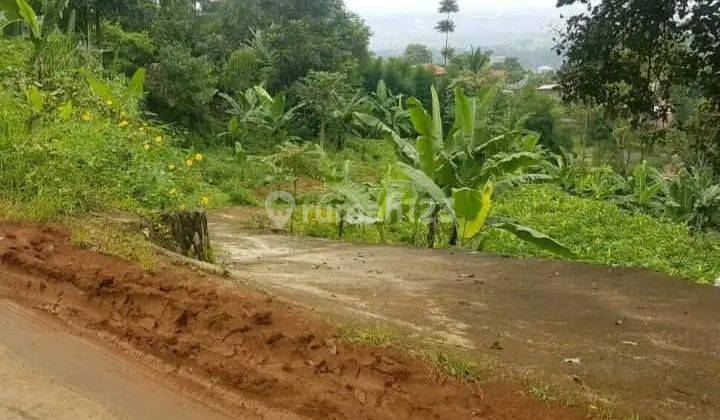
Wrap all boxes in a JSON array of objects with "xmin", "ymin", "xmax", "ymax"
[{"xmin": 163, "ymin": 210, "xmax": 212, "ymax": 262}]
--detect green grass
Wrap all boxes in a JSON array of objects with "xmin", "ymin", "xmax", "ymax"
[
  {"xmin": 420, "ymin": 348, "xmax": 487, "ymax": 382},
  {"xmin": 286, "ymin": 185, "xmax": 720, "ymax": 283},
  {"xmin": 0, "ymin": 38, "xmax": 231, "ymax": 221},
  {"xmin": 69, "ymin": 218, "xmax": 157, "ymax": 270},
  {"xmin": 485, "ymin": 185, "xmax": 720, "ymax": 284},
  {"xmin": 339, "ymin": 324, "xmax": 397, "ymax": 347}
]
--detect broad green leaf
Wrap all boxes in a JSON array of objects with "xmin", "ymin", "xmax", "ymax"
[
  {"xmin": 475, "ymin": 84, "xmax": 497, "ymax": 118},
  {"xmin": 124, "ymin": 67, "xmax": 146, "ymax": 101},
  {"xmin": 417, "ymin": 134, "xmax": 435, "ymax": 179},
  {"xmin": 407, "ymin": 99, "xmax": 433, "ymax": 136},
  {"xmin": 430, "ymin": 85, "xmax": 443, "ymax": 146},
  {"xmin": 253, "ymin": 85, "xmax": 273, "ymax": 105},
  {"xmin": 327, "ymin": 181, "xmax": 372, "ymax": 209},
  {"xmin": 354, "ymin": 112, "xmax": 419, "ymax": 165},
  {"xmin": 486, "ymin": 217, "xmax": 575, "ymax": 257},
  {"xmin": 271, "ymin": 92, "xmax": 285, "ymax": 117},
  {"xmin": 472, "ymin": 133, "xmax": 506, "ymax": 155},
  {"xmin": 15, "ymin": 0, "xmax": 39, "ymax": 39},
  {"xmin": 453, "ymin": 182, "xmax": 494, "ymax": 243},
  {"xmin": 480, "ymin": 152, "xmax": 544, "ymax": 180},
  {"xmin": 376, "ymin": 79, "xmax": 387, "ymax": 102},
  {"xmin": 494, "ymin": 174, "xmax": 554, "ymax": 190},
  {"xmin": 85, "ymin": 73, "xmax": 115, "ymax": 105},
  {"xmin": 218, "ymin": 92, "xmax": 239, "ymax": 110},
  {"xmin": 397, "ymin": 162, "xmax": 454, "ymax": 218},
  {"xmin": 453, "ymin": 88, "xmax": 475, "ymax": 153}
]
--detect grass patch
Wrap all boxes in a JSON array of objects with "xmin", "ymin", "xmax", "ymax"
[
  {"xmin": 338, "ymin": 324, "xmax": 398, "ymax": 347},
  {"xmin": 286, "ymin": 185, "xmax": 720, "ymax": 283},
  {"xmin": 420, "ymin": 348, "xmax": 487, "ymax": 383},
  {"xmin": 68, "ymin": 218, "xmax": 157, "ymax": 270},
  {"xmin": 338, "ymin": 324, "xmax": 488, "ymax": 383},
  {"xmin": 485, "ymin": 185, "xmax": 720, "ymax": 284},
  {"xmin": 528, "ymin": 383, "xmax": 558, "ymax": 405}
]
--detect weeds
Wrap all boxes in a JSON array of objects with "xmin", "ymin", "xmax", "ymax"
[
  {"xmin": 420, "ymin": 348, "xmax": 486, "ymax": 383},
  {"xmin": 339, "ymin": 324, "xmax": 397, "ymax": 347},
  {"xmin": 69, "ymin": 218, "xmax": 157, "ymax": 270}
]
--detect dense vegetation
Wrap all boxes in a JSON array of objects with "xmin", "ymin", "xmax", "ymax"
[{"xmin": 1, "ymin": 0, "xmax": 718, "ymax": 283}]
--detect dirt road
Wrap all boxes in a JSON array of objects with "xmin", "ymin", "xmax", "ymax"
[
  {"xmin": 210, "ymin": 207, "xmax": 720, "ymax": 419},
  {"xmin": 0, "ymin": 300, "xmax": 230, "ymax": 420},
  {"xmin": 0, "ymin": 222, "xmax": 580, "ymax": 419}
]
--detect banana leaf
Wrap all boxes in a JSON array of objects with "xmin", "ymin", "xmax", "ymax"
[{"xmin": 486, "ymin": 216, "xmax": 574, "ymax": 257}]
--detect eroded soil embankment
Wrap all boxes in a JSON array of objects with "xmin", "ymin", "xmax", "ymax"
[{"xmin": 0, "ymin": 223, "xmax": 580, "ymax": 419}]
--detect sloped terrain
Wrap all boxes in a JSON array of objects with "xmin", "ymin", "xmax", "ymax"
[{"xmin": 0, "ymin": 222, "xmax": 578, "ymax": 419}]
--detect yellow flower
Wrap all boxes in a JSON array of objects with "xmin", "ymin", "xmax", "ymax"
[
  {"xmin": 143, "ymin": 143, "xmax": 151, "ymax": 150},
  {"xmin": 168, "ymin": 164, "xmax": 176, "ymax": 171},
  {"xmin": 139, "ymin": 127, "xmax": 146, "ymax": 133},
  {"xmin": 194, "ymin": 153, "xmax": 203, "ymax": 162},
  {"xmin": 118, "ymin": 120, "xmax": 129, "ymax": 128},
  {"xmin": 201, "ymin": 196, "xmax": 210, "ymax": 206},
  {"xmin": 81, "ymin": 112, "xmax": 93, "ymax": 122},
  {"xmin": 155, "ymin": 135, "xmax": 163, "ymax": 144},
  {"xmin": 169, "ymin": 188, "xmax": 177, "ymax": 195},
  {"xmin": 185, "ymin": 159, "xmax": 194, "ymax": 167},
  {"xmin": 106, "ymin": 100, "xmax": 113, "ymax": 107}
]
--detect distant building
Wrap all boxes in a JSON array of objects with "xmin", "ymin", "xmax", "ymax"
[
  {"xmin": 411, "ymin": 64, "xmax": 446, "ymax": 77},
  {"xmin": 536, "ymin": 65, "xmax": 554, "ymax": 73},
  {"xmin": 537, "ymin": 84, "xmax": 560, "ymax": 96}
]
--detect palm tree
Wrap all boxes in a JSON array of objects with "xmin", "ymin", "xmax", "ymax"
[{"xmin": 436, "ymin": 0, "xmax": 459, "ymax": 67}]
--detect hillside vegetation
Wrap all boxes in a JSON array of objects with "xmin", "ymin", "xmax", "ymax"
[{"xmin": 1, "ymin": 0, "xmax": 719, "ymax": 283}]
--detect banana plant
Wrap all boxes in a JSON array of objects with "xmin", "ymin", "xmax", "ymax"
[
  {"xmin": 326, "ymin": 167, "xmax": 402, "ymax": 244},
  {"xmin": 358, "ymin": 85, "xmax": 563, "ymax": 252},
  {"xmin": 631, "ymin": 161, "xmax": 663, "ymax": 207},
  {"xmin": 85, "ymin": 67, "xmax": 146, "ymax": 119},
  {"xmin": 2, "ymin": 0, "xmax": 73, "ymax": 79},
  {"xmin": 358, "ymin": 85, "xmax": 571, "ymax": 255},
  {"xmin": 368, "ymin": 80, "xmax": 412, "ymax": 137},
  {"xmin": 665, "ymin": 169, "xmax": 720, "ymax": 232},
  {"xmin": 451, "ymin": 182, "xmax": 574, "ymax": 256},
  {"xmin": 220, "ymin": 85, "xmax": 302, "ymax": 149}
]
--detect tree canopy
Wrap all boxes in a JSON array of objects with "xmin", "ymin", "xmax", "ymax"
[{"xmin": 556, "ymin": 0, "xmax": 720, "ymax": 123}]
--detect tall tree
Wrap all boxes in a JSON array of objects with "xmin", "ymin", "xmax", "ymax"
[
  {"xmin": 555, "ymin": 0, "xmax": 720, "ymax": 122},
  {"xmin": 436, "ymin": 0, "xmax": 458, "ymax": 67},
  {"xmin": 403, "ymin": 43, "xmax": 433, "ymax": 65}
]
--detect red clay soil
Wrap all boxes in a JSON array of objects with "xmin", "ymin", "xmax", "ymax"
[{"xmin": 0, "ymin": 223, "xmax": 582, "ymax": 419}]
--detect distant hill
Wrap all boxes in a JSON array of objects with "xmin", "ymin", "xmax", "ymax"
[{"xmin": 360, "ymin": 8, "xmax": 567, "ymax": 70}]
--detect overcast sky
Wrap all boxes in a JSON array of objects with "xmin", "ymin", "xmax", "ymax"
[
  {"xmin": 343, "ymin": 0, "xmax": 574, "ymax": 57},
  {"xmin": 344, "ymin": 0, "xmax": 564, "ymax": 16}
]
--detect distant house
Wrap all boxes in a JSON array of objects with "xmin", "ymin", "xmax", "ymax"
[
  {"xmin": 537, "ymin": 84, "xmax": 560, "ymax": 96},
  {"xmin": 427, "ymin": 64, "xmax": 446, "ymax": 77},
  {"xmin": 536, "ymin": 65, "xmax": 554, "ymax": 73},
  {"xmin": 412, "ymin": 64, "xmax": 446, "ymax": 77}
]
